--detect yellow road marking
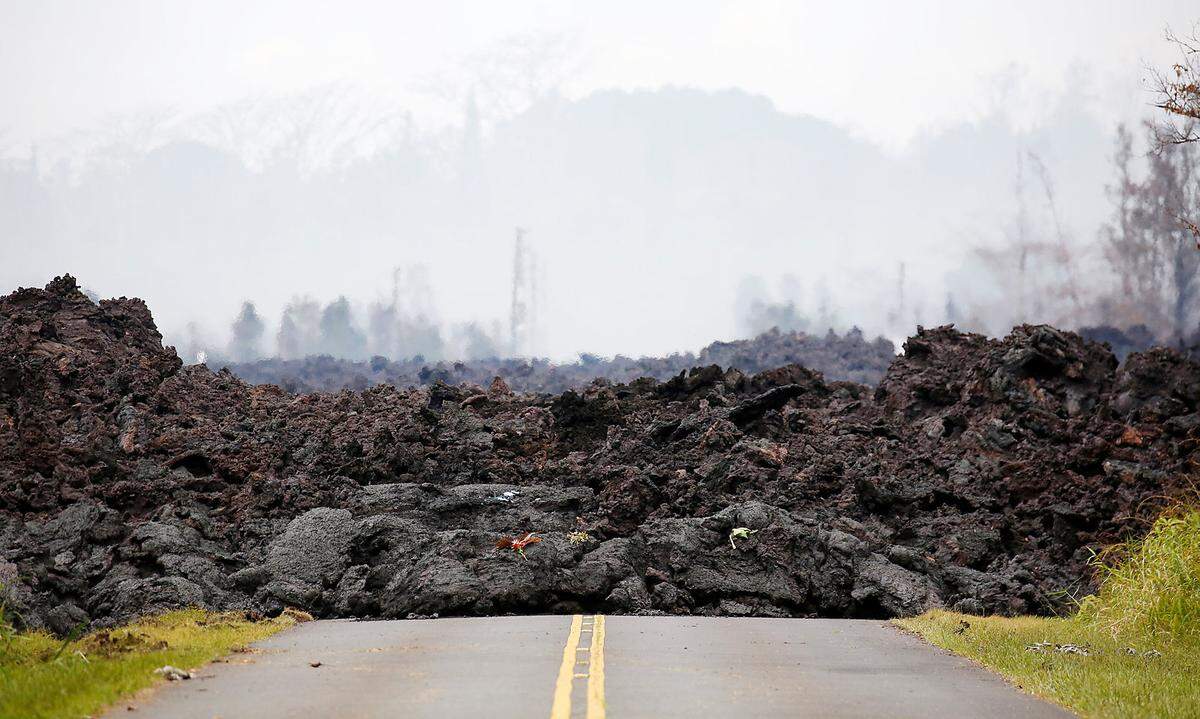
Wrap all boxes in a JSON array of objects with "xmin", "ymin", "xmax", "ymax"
[
  {"xmin": 550, "ymin": 615, "xmax": 583, "ymax": 719},
  {"xmin": 549, "ymin": 615, "xmax": 606, "ymax": 719},
  {"xmin": 587, "ymin": 615, "xmax": 606, "ymax": 719}
]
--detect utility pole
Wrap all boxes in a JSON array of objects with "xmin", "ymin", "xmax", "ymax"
[{"xmin": 510, "ymin": 228, "xmax": 530, "ymax": 357}]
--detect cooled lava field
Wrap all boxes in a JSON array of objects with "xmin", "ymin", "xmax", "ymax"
[{"xmin": 1, "ymin": 276, "xmax": 1197, "ymax": 631}]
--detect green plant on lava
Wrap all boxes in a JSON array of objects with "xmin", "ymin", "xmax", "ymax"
[{"xmin": 729, "ymin": 527, "xmax": 758, "ymax": 549}]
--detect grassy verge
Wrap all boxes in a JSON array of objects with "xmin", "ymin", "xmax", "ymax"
[
  {"xmin": 0, "ymin": 608, "xmax": 307, "ymax": 719},
  {"xmin": 897, "ymin": 508, "xmax": 1200, "ymax": 718},
  {"xmin": 897, "ymin": 610, "xmax": 1197, "ymax": 717}
]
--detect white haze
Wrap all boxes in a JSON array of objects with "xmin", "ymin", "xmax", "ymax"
[{"xmin": 1, "ymin": 1, "xmax": 1196, "ymax": 360}]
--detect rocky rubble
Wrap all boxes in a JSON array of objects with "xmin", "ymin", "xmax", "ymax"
[
  {"xmin": 224, "ymin": 326, "xmax": 895, "ymax": 394},
  {"xmin": 1, "ymin": 276, "xmax": 1197, "ymax": 630}
]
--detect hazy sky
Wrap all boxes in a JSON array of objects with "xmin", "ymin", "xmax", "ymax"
[
  {"xmin": 2, "ymin": 1, "xmax": 1195, "ymax": 151},
  {"xmin": 2, "ymin": 1, "xmax": 1198, "ymax": 360}
]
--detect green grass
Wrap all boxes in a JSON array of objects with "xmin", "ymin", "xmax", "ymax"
[
  {"xmin": 0, "ymin": 608, "xmax": 306, "ymax": 719},
  {"xmin": 1077, "ymin": 509, "xmax": 1200, "ymax": 642},
  {"xmin": 898, "ymin": 507, "xmax": 1200, "ymax": 718}
]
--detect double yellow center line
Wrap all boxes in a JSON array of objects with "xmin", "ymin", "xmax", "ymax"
[{"xmin": 550, "ymin": 614, "xmax": 606, "ymax": 719}]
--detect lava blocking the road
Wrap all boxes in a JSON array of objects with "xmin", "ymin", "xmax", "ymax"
[{"xmin": 1, "ymin": 276, "xmax": 1197, "ymax": 631}]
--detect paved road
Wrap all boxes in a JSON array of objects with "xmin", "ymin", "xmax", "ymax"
[{"xmin": 109, "ymin": 616, "xmax": 1072, "ymax": 719}]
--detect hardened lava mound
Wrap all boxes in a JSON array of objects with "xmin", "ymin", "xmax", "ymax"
[{"xmin": 1, "ymin": 276, "xmax": 1197, "ymax": 632}]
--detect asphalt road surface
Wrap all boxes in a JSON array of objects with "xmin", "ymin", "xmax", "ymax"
[{"xmin": 108, "ymin": 616, "xmax": 1072, "ymax": 719}]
